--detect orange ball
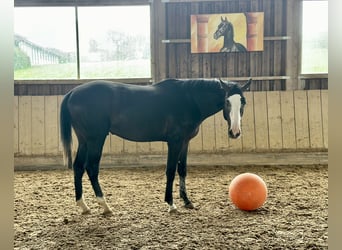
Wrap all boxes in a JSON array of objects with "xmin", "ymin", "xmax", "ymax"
[{"xmin": 229, "ymin": 173, "xmax": 268, "ymax": 211}]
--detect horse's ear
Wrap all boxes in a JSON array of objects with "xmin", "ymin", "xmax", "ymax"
[
  {"xmin": 221, "ymin": 16, "xmax": 224, "ymax": 22},
  {"xmin": 240, "ymin": 78, "xmax": 252, "ymax": 91},
  {"xmin": 225, "ymin": 17, "xmax": 228, "ymax": 21},
  {"xmin": 219, "ymin": 78, "xmax": 229, "ymax": 91},
  {"xmin": 219, "ymin": 78, "xmax": 236, "ymax": 91}
]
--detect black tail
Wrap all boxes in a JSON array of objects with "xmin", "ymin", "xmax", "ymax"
[{"xmin": 60, "ymin": 92, "xmax": 73, "ymax": 169}]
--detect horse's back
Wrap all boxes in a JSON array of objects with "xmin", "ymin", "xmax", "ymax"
[{"xmin": 66, "ymin": 81, "xmax": 122, "ymax": 138}]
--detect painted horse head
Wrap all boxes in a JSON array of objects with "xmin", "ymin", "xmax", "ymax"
[
  {"xmin": 213, "ymin": 16, "xmax": 247, "ymax": 52},
  {"xmin": 214, "ymin": 16, "xmax": 234, "ymax": 40}
]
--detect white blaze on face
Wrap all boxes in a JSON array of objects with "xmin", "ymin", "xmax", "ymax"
[{"xmin": 228, "ymin": 94, "xmax": 242, "ymax": 136}]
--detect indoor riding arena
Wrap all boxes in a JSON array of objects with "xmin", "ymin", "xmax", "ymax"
[{"xmin": 14, "ymin": 0, "xmax": 328, "ymax": 249}]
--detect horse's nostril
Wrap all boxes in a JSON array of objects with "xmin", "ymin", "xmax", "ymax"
[{"xmin": 229, "ymin": 130, "xmax": 241, "ymax": 139}]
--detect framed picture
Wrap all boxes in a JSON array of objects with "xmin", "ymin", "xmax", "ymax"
[{"xmin": 191, "ymin": 12, "xmax": 264, "ymax": 53}]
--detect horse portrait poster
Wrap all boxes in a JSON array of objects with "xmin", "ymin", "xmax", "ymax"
[{"xmin": 191, "ymin": 12, "xmax": 264, "ymax": 53}]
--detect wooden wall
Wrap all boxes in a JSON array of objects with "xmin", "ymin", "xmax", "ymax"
[
  {"xmin": 14, "ymin": 0, "xmax": 327, "ymax": 95},
  {"xmin": 14, "ymin": 90, "xmax": 328, "ymax": 157},
  {"xmin": 152, "ymin": 0, "xmax": 327, "ymax": 91},
  {"xmin": 13, "ymin": 0, "xmax": 328, "ymax": 165}
]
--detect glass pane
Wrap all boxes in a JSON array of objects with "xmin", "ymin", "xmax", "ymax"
[
  {"xmin": 78, "ymin": 6, "xmax": 151, "ymax": 79},
  {"xmin": 301, "ymin": 1, "xmax": 328, "ymax": 74},
  {"xmin": 14, "ymin": 7, "xmax": 77, "ymax": 79}
]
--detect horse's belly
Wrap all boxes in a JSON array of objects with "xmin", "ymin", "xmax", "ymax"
[{"xmin": 109, "ymin": 121, "xmax": 167, "ymax": 142}]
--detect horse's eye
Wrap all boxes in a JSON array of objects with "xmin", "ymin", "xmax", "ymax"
[{"xmin": 241, "ymin": 97, "xmax": 246, "ymax": 105}]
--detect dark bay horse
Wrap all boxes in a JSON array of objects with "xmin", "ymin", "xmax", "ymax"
[
  {"xmin": 60, "ymin": 78, "xmax": 252, "ymax": 214},
  {"xmin": 213, "ymin": 16, "xmax": 247, "ymax": 52}
]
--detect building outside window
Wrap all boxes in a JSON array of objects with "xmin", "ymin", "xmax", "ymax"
[{"xmin": 14, "ymin": 5, "xmax": 151, "ymax": 80}]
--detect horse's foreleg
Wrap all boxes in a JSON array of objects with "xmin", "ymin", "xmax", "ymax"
[
  {"xmin": 165, "ymin": 141, "xmax": 183, "ymax": 213},
  {"xmin": 178, "ymin": 142, "xmax": 194, "ymax": 209},
  {"xmin": 165, "ymin": 164, "xmax": 177, "ymax": 213}
]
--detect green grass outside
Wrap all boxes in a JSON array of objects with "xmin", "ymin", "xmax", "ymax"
[{"xmin": 14, "ymin": 59, "xmax": 151, "ymax": 79}]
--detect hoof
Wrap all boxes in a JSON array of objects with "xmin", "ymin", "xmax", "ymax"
[
  {"xmin": 81, "ymin": 209, "xmax": 91, "ymax": 215},
  {"xmin": 168, "ymin": 204, "xmax": 178, "ymax": 213},
  {"xmin": 184, "ymin": 202, "xmax": 195, "ymax": 209},
  {"xmin": 102, "ymin": 209, "xmax": 113, "ymax": 216}
]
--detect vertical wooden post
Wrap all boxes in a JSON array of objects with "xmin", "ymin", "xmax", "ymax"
[
  {"xmin": 286, "ymin": 0, "xmax": 302, "ymax": 90},
  {"xmin": 151, "ymin": 0, "xmax": 167, "ymax": 82}
]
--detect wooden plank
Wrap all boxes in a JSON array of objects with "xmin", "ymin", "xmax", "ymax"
[
  {"xmin": 45, "ymin": 96, "xmax": 59, "ymax": 155},
  {"xmin": 123, "ymin": 139, "xmax": 137, "ymax": 154},
  {"xmin": 202, "ymin": 115, "xmax": 216, "ymax": 151},
  {"xmin": 214, "ymin": 113, "xmax": 229, "ymax": 151},
  {"xmin": 109, "ymin": 134, "xmax": 124, "ymax": 154},
  {"xmin": 190, "ymin": 54, "xmax": 200, "ymax": 78},
  {"xmin": 168, "ymin": 44, "xmax": 177, "ymax": 77},
  {"xmin": 202, "ymin": 54, "xmax": 211, "ymax": 78},
  {"xmin": 241, "ymin": 92, "xmax": 255, "ymax": 152},
  {"xmin": 57, "ymin": 95, "xmax": 63, "ymax": 154},
  {"xmin": 280, "ymin": 91, "xmax": 296, "ymax": 150},
  {"xmin": 18, "ymin": 96, "xmax": 32, "ymax": 155},
  {"xmin": 150, "ymin": 141, "xmax": 164, "ymax": 153},
  {"xmin": 189, "ymin": 125, "xmax": 202, "ymax": 153},
  {"xmin": 14, "ymin": 96, "xmax": 19, "ymax": 155},
  {"xmin": 307, "ymin": 90, "xmax": 324, "ymax": 148},
  {"xmin": 267, "ymin": 91, "xmax": 282, "ymax": 150},
  {"xmin": 57, "ymin": 95, "xmax": 79, "ymax": 156},
  {"xmin": 294, "ymin": 91, "xmax": 310, "ymax": 149},
  {"xmin": 102, "ymin": 135, "xmax": 111, "ymax": 155},
  {"xmin": 31, "ymin": 96, "xmax": 46, "ymax": 155},
  {"xmin": 179, "ymin": 44, "xmax": 190, "ymax": 78},
  {"xmin": 321, "ymin": 90, "xmax": 328, "ymax": 149},
  {"xmin": 211, "ymin": 53, "xmax": 223, "ymax": 78},
  {"xmin": 137, "ymin": 142, "xmax": 150, "ymax": 154},
  {"xmin": 253, "ymin": 92, "xmax": 269, "ymax": 150},
  {"xmin": 228, "ymin": 133, "xmax": 242, "ymax": 152}
]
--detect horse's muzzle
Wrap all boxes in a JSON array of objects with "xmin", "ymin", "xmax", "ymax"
[{"xmin": 228, "ymin": 129, "xmax": 241, "ymax": 139}]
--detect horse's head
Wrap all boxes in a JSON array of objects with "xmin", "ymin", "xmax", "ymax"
[
  {"xmin": 219, "ymin": 78, "xmax": 252, "ymax": 139},
  {"xmin": 213, "ymin": 16, "xmax": 234, "ymax": 40}
]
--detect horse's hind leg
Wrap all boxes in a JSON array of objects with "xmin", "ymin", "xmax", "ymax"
[
  {"xmin": 85, "ymin": 136, "xmax": 112, "ymax": 215},
  {"xmin": 73, "ymin": 142, "xmax": 91, "ymax": 214}
]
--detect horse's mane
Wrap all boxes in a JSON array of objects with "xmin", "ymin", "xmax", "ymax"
[{"xmin": 154, "ymin": 78, "xmax": 222, "ymax": 93}]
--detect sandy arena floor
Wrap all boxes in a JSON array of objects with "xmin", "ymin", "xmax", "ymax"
[{"xmin": 14, "ymin": 164, "xmax": 327, "ymax": 249}]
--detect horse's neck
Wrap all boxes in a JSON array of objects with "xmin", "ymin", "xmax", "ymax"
[
  {"xmin": 223, "ymin": 33, "xmax": 235, "ymax": 48},
  {"xmin": 190, "ymin": 83, "xmax": 225, "ymax": 120}
]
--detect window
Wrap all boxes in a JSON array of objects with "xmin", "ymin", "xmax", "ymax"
[
  {"xmin": 301, "ymin": 1, "xmax": 328, "ymax": 74},
  {"xmin": 78, "ymin": 6, "xmax": 151, "ymax": 79},
  {"xmin": 14, "ymin": 7, "xmax": 77, "ymax": 79},
  {"xmin": 14, "ymin": 5, "xmax": 151, "ymax": 80}
]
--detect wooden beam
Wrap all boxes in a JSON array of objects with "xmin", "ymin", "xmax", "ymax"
[{"xmin": 161, "ymin": 36, "xmax": 291, "ymax": 44}]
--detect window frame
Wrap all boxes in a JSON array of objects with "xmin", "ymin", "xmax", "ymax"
[
  {"xmin": 299, "ymin": 0, "xmax": 328, "ymax": 79},
  {"xmin": 14, "ymin": 0, "xmax": 153, "ymax": 84}
]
